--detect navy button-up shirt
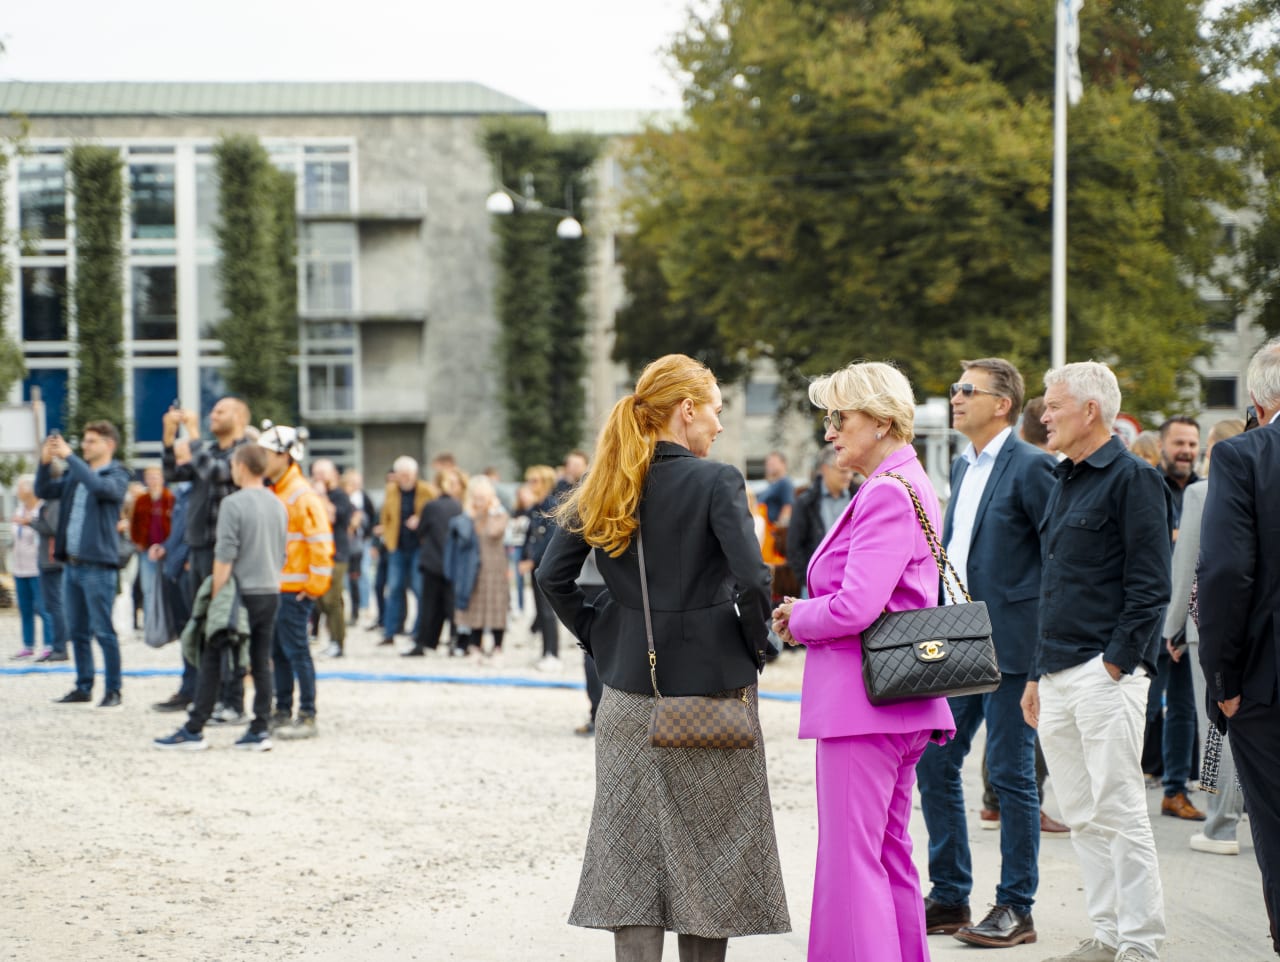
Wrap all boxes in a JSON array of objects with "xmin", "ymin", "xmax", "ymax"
[{"xmin": 1032, "ymin": 436, "xmax": 1173, "ymax": 680}]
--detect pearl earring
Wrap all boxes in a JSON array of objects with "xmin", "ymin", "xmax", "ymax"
[{"xmin": 875, "ymin": 431, "xmax": 883, "ymax": 441}]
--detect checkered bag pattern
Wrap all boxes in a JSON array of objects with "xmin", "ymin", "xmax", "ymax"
[
  {"xmin": 859, "ymin": 473, "xmax": 1001, "ymax": 706},
  {"xmin": 650, "ymin": 690, "xmax": 757, "ymax": 750}
]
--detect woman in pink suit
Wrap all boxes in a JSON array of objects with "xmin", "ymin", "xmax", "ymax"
[{"xmin": 773, "ymin": 361, "xmax": 956, "ymax": 962}]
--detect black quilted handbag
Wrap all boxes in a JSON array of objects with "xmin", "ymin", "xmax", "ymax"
[{"xmin": 860, "ymin": 473, "xmax": 1000, "ymax": 706}]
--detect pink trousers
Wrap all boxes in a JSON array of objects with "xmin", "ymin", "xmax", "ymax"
[{"xmin": 809, "ymin": 731, "xmax": 933, "ymax": 962}]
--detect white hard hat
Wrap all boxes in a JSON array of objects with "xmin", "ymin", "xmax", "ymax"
[{"xmin": 257, "ymin": 420, "xmax": 309, "ymax": 461}]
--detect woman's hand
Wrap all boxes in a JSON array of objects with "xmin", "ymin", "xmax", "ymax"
[{"xmin": 771, "ymin": 597, "xmax": 799, "ymax": 646}]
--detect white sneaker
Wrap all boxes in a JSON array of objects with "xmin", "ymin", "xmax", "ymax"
[
  {"xmin": 1039, "ymin": 938, "xmax": 1117, "ymax": 962},
  {"xmin": 1190, "ymin": 832, "xmax": 1239, "ymax": 855},
  {"xmin": 535, "ymin": 654, "xmax": 562, "ymax": 673},
  {"xmin": 1114, "ymin": 950, "xmax": 1158, "ymax": 962}
]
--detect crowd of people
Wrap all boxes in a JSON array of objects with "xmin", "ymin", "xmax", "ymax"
[{"xmin": 6, "ymin": 340, "xmax": 1280, "ymax": 962}]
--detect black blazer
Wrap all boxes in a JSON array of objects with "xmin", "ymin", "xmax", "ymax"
[
  {"xmin": 1197, "ymin": 421, "xmax": 1280, "ymax": 717},
  {"xmin": 940, "ymin": 436, "xmax": 1056, "ymax": 675},
  {"xmin": 786, "ymin": 476, "xmax": 860, "ymax": 585},
  {"xmin": 536, "ymin": 441, "xmax": 772, "ymax": 697},
  {"xmin": 416, "ymin": 495, "xmax": 461, "ymax": 576}
]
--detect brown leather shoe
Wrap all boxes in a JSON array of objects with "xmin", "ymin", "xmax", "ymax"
[
  {"xmin": 924, "ymin": 897, "xmax": 970, "ymax": 935},
  {"xmin": 1161, "ymin": 792, "xmax": 1207, "ymax": 821},
  {"xmin": 1040, "ymin": 810, "xmax": 1070, "ymax": 835}
]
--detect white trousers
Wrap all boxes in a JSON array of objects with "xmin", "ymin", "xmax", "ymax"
[{"xmin": 1039, "ymin": 654, "xmax": 1166, "ymax": 959}]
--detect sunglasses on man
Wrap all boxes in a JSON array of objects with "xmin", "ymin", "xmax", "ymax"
[{"xmin": 950, "ymin": 383, "xmax": 1003, "ymax": 398}]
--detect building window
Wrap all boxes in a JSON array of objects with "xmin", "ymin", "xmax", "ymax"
[
  {"xmin": 134, "ymin": 368, "xmax": 179, "ymax": 442},
  {"xmin": 306, "ymin": 362, "xmax": 355, "ymax": 413},
  {"xmin": 23, "ymin": 369, "xmax": 69, "ymax": 434},
  {"xmin": 1205, "ymin": 376, "xmax": 1237, "ymax": 409},
  {"xmin": 130, "ymin": 163, "xmax": 177, "ymax": 240},
  {"xmin": 300, "ymin": 223, "xmax": 356, "ymax": 314},
  {"xmin": 304, "ymin": 159, "xmax": 351, "ymax": 213},
  {"xmin": 199, "ymin": 366, "xmax": 228, "ymax": 415},
  {"xmin": 21, "ymin": 267, "xmax": 68, "ymax": 341},
  {"xmin": 195, "ymin": 162, "xmax": 220, "ymax": 243},
  {"xmin": 197, "ymin": 263, "xmax": 224, "ymax": 339},
  {"xmin": 19, "ymin": 154, "xmax": 67, "ymax": 242},
  {"xmin": 1204, "ymin": 299, "xmax": 1236, "ymax": 333},
  {"xmin": 745, "ymin": 380, "xmax": 780, "ymax": 417},
  {"xmin": 132, "ymin": 266, "xmax": 179, "ymax": 340}
]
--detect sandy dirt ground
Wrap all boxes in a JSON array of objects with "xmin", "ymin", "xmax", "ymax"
[{"xmin": 0, "ymin": 600, "xmax": 1273, "ymax": 962}]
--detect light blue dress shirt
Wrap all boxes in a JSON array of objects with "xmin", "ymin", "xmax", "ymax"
[{"xmin": 944, "ymin": 426, "xmax": 1012, "ymax": 601}]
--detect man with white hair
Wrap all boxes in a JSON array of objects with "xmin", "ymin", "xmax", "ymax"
[
  {"xmin": 1020, "ymin": 362, "xmax": 1171, "ymax": 962},
  {"xmin": 1198, "ymin": 335, "xmax": 1280, "ymax": 957},
  {"xmin": 376, "ymin": 456, "xmax": 437, "ymax": 648}
]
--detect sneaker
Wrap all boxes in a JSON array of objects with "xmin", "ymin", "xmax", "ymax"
[
  {"xmin": 11, "ymin": 648, "xmax": 34, "ymax": 660},
  {"xmin": 234, "ymin": 729, "xmax": 273, "ymax": 752},
  {"xmin": 98, "ymin": 690, "xmax": 122, "ymax": 708},
  {"xmin": 535, "ymin": 654, "xmax": 562, "ymax": 674},
  {"xmin": 323, "ymin": 642, "xmax": 343, "ymax": 658},
  {"xmin": 1114, "ymin": 950, "xmax": 1158, "ymax": 962},
  {"xmin": 209, "ymin": 704, "xmax": 246, "ymax": 725},
  {"xmin": 276, "ymin": 713, "xmax": 317, "ymax": 740},
  {"xmin": 979, "ymin": 808, "xmax": 1000, "ymax": 830},
  {"xmin": 152, "ymin": 692, "xmax": 190, "ymax": 713},
  {"xmin": 153, "ymin": 727, "xmax": 208, "ymax": 751},
  {"xmin": 40, "ymin": 650, "xmax": 70, "ymax": 663},
  {"xmin": 1039, "ymin": 937, "xmax": 1118, "ymax": 962},
  {"xmin": 268, "ymin": 709, "xmax": 293, "ymax": 731},
  {"xmin": 1190, "ymin": 832, "xmax": 1239, "ymax": 856},
  {"xmin": 54, "ymin": 689, "xmax": 92, "ymax": 704},
  {"xmin": 34, "ymin": 649, "xmax": 54, "ymax": 662}
]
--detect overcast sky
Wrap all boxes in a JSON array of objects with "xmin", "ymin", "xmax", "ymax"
[{"xmin": 1, "ymin": 0, "xmax": 690, "ymax": 111}]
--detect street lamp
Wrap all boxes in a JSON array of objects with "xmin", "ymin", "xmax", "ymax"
[{"xmin": 485, "ymin": 171, "xmax": 583, "ymax": 239}]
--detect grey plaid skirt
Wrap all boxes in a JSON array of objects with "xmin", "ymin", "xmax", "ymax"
[{"xmin": 568, "ymin": 685, "xmax": 791, "ymax": 938}]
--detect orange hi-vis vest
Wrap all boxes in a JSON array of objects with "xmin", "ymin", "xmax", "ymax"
[{"xmin": 273, "ymin": 461, "xmax": 334, "ymax": 597}]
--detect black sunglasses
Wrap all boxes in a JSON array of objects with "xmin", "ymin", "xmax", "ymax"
[
  {"xmin": 822, "ymin": 410, "xmax": 850, "ymax": 432},
  {"xmin": 950, "ymin": 382, "xmax": 1002, "ymax": 399}
]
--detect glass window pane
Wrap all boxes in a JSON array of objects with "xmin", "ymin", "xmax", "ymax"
[
  {"xmin": 133, "ymin": 266, "xmax": 179, "ymax": 340},
  {"xmin": 200, "ymin": 367, "xmax": 228, "ymax": 416},
  {"xmin": 134, "ymin": 368, "xmax": 179, "ymax": 442},
  {"xmin": 300, "ymin": 222, "xmax": 356, "ymax": 258},
  {"xmin": 1205, "ymin": 377, "xmax": 1237, "ymax": 409},
  {"xmin": 130, "ymin": 164, "xmax": 176, "ymax": 239},
  {"xmin": 304, "ymin": 160, "xmax": 350, "ymax": 213},
  {"xmin": 745, "ymin": 381, "xmax": 779, "ymax": 417},
  {"xmin": 24, "ymin": 369, "xmax": 69, "ymax": 434},
  {"xmin": 304, "ymin": 263, "xmax": 353, "ymax": 313},
  {"xmin": 197, "ymin": 263, "xmax": 225, "ymax": 339},
  {"xmin": 196, "ymin": 163, "xmax": 220, "ymax": 242},
  {"xmin": 19, "ymin": 156, "xmax": 67, "ymax": 241},
  {"xmin": 21, "ymin": 267, "xmax": 69, "ymax": 341}
]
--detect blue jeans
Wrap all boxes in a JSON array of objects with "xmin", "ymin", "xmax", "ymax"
[
  {"xmin": 39, "ymin": 569, "xmax": 68, "ymax": 655},
  {"xmin": 917, "ymin": 672, "xmax": 1040, "ymax": 911},
  {"xmin": 1148, "ymin": 650, "xmax": 1196, "ymax": 796},
  {"xmin": 63, "ymin": 563, "xmax": 122, "ymax": 694},
  {"xmin": 273, "ymin": 593, "xmax": 317, "ymax": 716},
  {"xmin": 15, "ymin": 575, "xmax": 54, "ymax": 651},
  {"xmin": 382, "ymin": 548, "xmax": 420, "ymax": 640}
]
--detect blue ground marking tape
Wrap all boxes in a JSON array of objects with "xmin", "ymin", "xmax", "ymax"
[{"xmin": 0, "ymin": 665, "xmax": 801, "ymax": 702}]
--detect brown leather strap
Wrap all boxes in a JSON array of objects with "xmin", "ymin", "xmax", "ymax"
[
  {"xmin": 878, "ymin": 471, "xmax": 973, "ymax": 605},
  {"xmin": 636, "ymin": 529, "xmax": 661, "ymax": 698}
]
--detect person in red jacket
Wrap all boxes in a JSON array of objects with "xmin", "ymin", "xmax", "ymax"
[{"xmin": 130, "ymin": 466, "xmax": 174, "ymax": 633}]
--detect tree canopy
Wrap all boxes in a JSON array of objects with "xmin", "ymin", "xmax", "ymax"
[{"xmin": 617, "ymin": 0, "xmax": 1273, "ymax": 419}]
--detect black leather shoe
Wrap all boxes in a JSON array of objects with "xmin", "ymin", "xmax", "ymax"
[
  {"xmin": 55, "ymin": 689, "xmax": 92, "ymax": 704},
  {"xmin": 924, "ymin": 897, "xmax": 970, "ymax": 935},
  {"xmin": 98, "ymin": 690, "xmax": 122, "ymax": 708},
  {"xmin": 953, "ymin": 904, "xmax": 1037, "ymax": 947}
]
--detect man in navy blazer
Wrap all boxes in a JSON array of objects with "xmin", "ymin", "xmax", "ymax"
[
  {"xmin": 917, "ymin": 358, "xmax": 1057, "ymax": 948},
  {"xmin": 1198, "ymin": 336, "xmax": 1280, "ymax": 956}
]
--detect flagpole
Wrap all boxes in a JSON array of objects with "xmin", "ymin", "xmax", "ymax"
[{"xmin": 1051, "ymin": 0, "xmax": 1068, "ymax": 371}]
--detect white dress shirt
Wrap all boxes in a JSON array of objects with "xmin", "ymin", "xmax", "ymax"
[{"xmin": 944, "ymin": 426, "xmax": 1012, "ymax": 602}]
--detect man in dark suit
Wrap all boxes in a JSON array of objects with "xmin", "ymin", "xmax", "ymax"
[
  {"xmin": 917, "ymin": 358, "xmax": 1056, "ymax": 947},
  {"xmin": 1198, "ymin": 336, "xmax": 1280, "ymax": 957}
]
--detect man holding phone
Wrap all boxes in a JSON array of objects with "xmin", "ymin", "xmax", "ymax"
[{"xmin": 35, "ymin": 423, "xmax": 132, "ymax": 707}]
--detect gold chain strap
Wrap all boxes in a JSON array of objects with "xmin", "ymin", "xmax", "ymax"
[{"xmin": 880, "ymin": 472, "xmax": 973, "ymax": 605}]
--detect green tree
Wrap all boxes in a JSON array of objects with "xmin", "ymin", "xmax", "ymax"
[
  {"xmin": 483, "ymin": 120, "xmax": 598, "ymax": 469},
  {"xmin": 68, "ymin": 145, "xmax": 125, "ymax": 434},
  {"xmin": 214, "ymin": 135, "xmax": 297, "ymax": 426},
  {"xmin": 620, "ymin": 0, "xmax": 1262, "ymax": 419},
  {"xmin": 0, "ymin": 149, "xmax": 26, "ymax": 398}
]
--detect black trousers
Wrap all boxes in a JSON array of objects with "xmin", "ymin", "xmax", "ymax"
[
  {"xmin": 579, "ymin": 585, "xmax": 606, "ymax": 718},
  {"xmin": 416, "ymin": 569, "xmax": 454, "ymax": 650},
  {"xmin": 187, "ymin": 546, "xmax": 245, "ymax": 711},
  {"xmin": 1228, "ymin": 696, "xmax": 1280, "ymax": 955},
  {"xmin": 187, "ymin": 593, "xmax": 279, "ymax": 735}
]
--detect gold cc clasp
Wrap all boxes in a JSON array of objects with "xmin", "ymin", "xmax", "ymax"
[{"xmin": 918, "ymin": 641, "xmax": 946, "ymax": 661}]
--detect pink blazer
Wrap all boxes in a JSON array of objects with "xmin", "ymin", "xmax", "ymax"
[{"xmin": 788, "ymin": 446, "xmax": 956, "ymax": 741}]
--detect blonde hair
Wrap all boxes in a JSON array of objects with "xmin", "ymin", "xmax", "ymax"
[
  {"xmin": 463, "ymin": 474, "xmax": 498, "ymax": 516},
  {"xmin": 523, "ymin": 465, "xmax": 557, "ymax": 502},
  {"xmin": 558, "ymin": 353, "xmax": 716, "ymax": 556},
  {"xmin": 1129, "ymin": 431, "xmax": 1161, "ymax": 467},
  {"xmin": 808, "ymin": 361, "xmax": 916, "ymax": 443}
]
